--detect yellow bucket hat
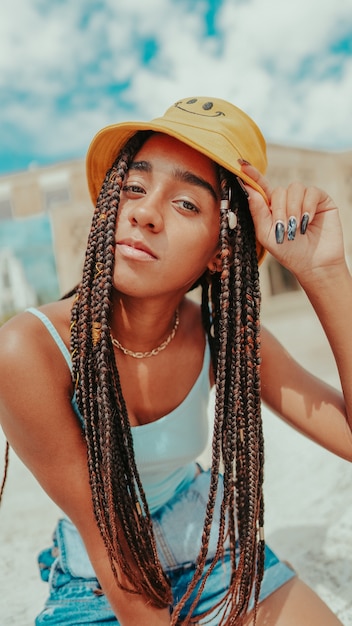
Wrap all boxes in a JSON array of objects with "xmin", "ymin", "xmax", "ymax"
[{"xmin": 86, "ymin": 96, "xmax": 268, "ymax": 263}]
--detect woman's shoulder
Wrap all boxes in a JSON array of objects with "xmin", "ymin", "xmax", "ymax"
[
  {"xmin": 1, "ymin": 298, "xmax": 72, "ymax": 341},
  {"xmin": 0, "ymin": 298, "xmax": 73, "ymax": 385}
]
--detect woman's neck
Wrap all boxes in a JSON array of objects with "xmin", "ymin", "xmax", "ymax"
[{"xmin": 110, "ymin": 294, "xmax": 184, "ymax": 355}]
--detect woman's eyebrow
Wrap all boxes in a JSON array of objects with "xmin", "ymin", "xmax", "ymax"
[
  {"xmin": 128, "ymin": 160, "xmax": 218, "ymax": 201},
  {"xmin": 129, "ymin": 160, "xmax": 152, "ymax": 172},
  {"xmin": 174, "ymin": 168, "xmax": 218, "ymax": 201}
]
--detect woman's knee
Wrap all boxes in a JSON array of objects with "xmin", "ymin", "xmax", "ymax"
[{"xmin": 244, "ymin": 577, "xmax": 342, "ymax": 626}]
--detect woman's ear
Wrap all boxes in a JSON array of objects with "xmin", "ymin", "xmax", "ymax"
[{"xmin": 207, "ymin": 250, "xmax": 222, "ymax": 274}]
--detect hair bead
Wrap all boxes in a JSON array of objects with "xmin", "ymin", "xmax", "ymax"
[
  {"xmin": 92, "ymin": 321, "xmax": 102, "ymax": 346},
  {"xmin": 228, "ymin": 211, "xmax": 237, "ymax": 230}
]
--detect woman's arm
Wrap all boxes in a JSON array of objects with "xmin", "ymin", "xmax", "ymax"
[
  {"xmin": 241, "ymin": 163, "xmax": 352, "ymax": 459},
  {"xmin": 298, "ymin": 261, "xmax": 352, "ymax": 431},
  {"xmin": 0, "ymin": 312, "xmax": 170, "ymax": 626},
  {"xmin": 260, "ymin": 326, "xmax": 352, "ymax": 460}
]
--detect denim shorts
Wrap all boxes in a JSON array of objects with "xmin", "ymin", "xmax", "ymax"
[{"xmin": 35, "ymin": 470, "xmax": 295, "ymax": 625}]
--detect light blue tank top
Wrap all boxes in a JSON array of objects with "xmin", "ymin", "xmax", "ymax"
[{"xmin": 27, "ymin": 308, "xmax": 211, "ymax": 513}]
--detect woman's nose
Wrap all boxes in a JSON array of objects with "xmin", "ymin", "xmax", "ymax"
[{"xmin": 128, "ymin": 197, "xmax": 164, "ymax": 232}]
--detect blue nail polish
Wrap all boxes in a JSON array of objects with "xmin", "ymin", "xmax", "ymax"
[
  {"xmin": 275, "ymin": 221, "xmax": 285, "ymax": 244},
  {"xmin": 287, "ymin": 216, "xmax": 297, "ymax": 241},
  {"xmin": 300, "ymin": 213, "xmax": 309, "ymax": 234}
]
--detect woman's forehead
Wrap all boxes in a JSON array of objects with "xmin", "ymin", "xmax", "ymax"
[{"xmin": 132, "ymin": 132, "xmax": 220, "ymax": 188}]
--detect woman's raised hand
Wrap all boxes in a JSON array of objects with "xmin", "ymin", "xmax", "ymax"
[{"xmin": 241, "ymin": 162, "xmax": 346, "ymax": 283}]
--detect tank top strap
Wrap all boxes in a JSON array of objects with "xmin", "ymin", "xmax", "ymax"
[{"xmin": 26, "ymin": 307, "xmax": 72, "ymax": 371}]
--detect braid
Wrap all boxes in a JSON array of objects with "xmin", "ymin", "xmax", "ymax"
[
  {"xmin": 71, "ymin": 131, "xmax": 172, "ymax": 607},
  {"xmin": 171, "ymin": 173, "xmax": 264, "ymax": 625},
  {"xmin": 228, "ymin": 176, "xmax": 264, "ymax": 621}
]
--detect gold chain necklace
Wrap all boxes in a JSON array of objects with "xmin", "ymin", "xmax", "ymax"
[{"xmin": 111, "ymin": 309, "xmax": 180, "ymax": 359}]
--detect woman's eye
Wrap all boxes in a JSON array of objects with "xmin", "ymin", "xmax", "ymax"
[
  {"xmin": 176, "ymin": 200, "xmax": 199, "ymax": 213},
  {"xmin": 122, "ymin": 184, "xmax": 145, "ymax": 194}
]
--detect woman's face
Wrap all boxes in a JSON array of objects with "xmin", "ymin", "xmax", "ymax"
[{"xmin": 113, "ymin": 133, "xmax": 221, "ymax": 300}]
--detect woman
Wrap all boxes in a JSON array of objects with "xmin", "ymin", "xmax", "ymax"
[{"xmin": 0, "ymin": 96, "xmax": 351, "ymax": 625}]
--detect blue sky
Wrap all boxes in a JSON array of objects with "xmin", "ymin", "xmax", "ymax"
[{"xmin": 1, "ymin": 0, "xmax": 352, "ymax": 175}]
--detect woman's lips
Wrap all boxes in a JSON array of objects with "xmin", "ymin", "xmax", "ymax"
[{"xmin": 116, "ymin": 239, "xmax": 158, "ymax": 261}]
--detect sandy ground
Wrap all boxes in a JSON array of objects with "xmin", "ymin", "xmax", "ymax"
[{"xmin": 0, "ymin": 297, "xmax": 351, "ymax": 625}]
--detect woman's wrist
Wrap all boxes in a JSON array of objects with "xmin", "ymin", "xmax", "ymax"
[{"xmin": 296, "ymin": 260, "xmax": 351, "ymax": 296}]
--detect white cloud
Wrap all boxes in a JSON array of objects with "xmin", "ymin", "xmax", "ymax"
[{"xmin": 0, "ymin": 0, "xmax": 351, "ymax": 172}]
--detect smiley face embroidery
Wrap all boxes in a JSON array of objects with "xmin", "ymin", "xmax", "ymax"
[{"xmin": 175, "ymin": 98, "xmax": 225, "ymax": 117}]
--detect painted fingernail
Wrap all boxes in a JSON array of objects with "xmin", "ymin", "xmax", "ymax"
[
  {"xmin": 287, "ymin": 216, "xmax": 297, "ymax": 241},
  {"xmin": 275, "ymin": 221, "xmax": 285, "ymax": 244},
  {"xmin": 235, "ymin": 176, "xmax": 249, "ymax": 197},
  {"xmin": 237, "ymin": 158, "xmax": 251, "ymax": 166},
  {"xmin": 300, "ymin": 213, "xmax": 309, "ymax": 234}
]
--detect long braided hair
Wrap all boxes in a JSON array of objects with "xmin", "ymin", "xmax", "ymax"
[{"xmin": 70, "ymin": 131, "xmax": 265, "ymax": 624}]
